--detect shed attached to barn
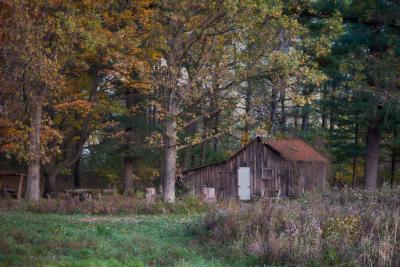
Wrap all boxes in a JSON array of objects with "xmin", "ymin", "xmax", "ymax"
[{"xmin": 183, "ymin": 137, "xmax": 328, "ymax": 200}]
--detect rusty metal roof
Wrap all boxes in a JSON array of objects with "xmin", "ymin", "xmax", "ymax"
[{"xmin": 265, "ymin": 139, "xmax": 328, "ymax": 163}]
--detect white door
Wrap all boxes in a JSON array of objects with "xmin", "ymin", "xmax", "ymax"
[{"xmin": 238, "ymin": 167, "xmax": 251, "ymax": 200}]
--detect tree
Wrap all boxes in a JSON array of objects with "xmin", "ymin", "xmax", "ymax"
[
  {"xmin": 149, "ymin": 0, "xmax": 233, "ymax": 202},
  {"xmin": 40, "ymin": 0, "xmax": 153, "ymax": 196},
  {"xmin": 0, "ymin": 0, "xmax": 66, "ymax": 200},
  {"xmin": 318, "ymin": 0, "xmax": 400, "ymax": 189}
]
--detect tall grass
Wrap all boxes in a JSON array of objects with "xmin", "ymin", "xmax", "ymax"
[
  {"xmin": 0, "ymin": 194, "xmax": 209, "ymax": 215},
  {"xmin": 200, "ymin": 186, "xmax": 400, "ymax": 266}
]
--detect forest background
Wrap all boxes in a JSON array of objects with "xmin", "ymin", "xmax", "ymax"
[{"xmin": 1, "ymin": 0, "xmax": 400, "ymax": 202}]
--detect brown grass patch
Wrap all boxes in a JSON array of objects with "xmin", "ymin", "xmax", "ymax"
[
  {"xmin": 10, "ymin": 228, "xmax": 28, "ymax": 244},
  {"xmin": 0, "ymin": 195, "xmax": 209, "ymax": 215},
  {"xmin": 200, "ymin": 187, "xmax": 400, "ymax": 266},
  {"xmin": 0, "ymin": 239, "xmax": 11, "ymax": 254}
]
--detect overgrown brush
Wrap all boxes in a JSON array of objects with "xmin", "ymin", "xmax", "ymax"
[
  {"xmin": 0, "ymin": 194, "xmax": 209, "ymax": 215},
  {"xmin": 200, "ymin": 186, "xmax": 400, "ymax": 266}
]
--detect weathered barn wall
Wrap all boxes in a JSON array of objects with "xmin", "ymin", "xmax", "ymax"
[
  {"xmin": 291, "ymin": 161, "xmax": 327, "ymax": 196},
  {"xmin": 185, "ymin": 140, "xmax": 291, "ymax": 199},
  {"xmin": 184, "ymin": 138, "xmax": 328, "ymax": 200}
]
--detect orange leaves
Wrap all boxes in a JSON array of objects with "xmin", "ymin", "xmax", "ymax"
[
  {"xmin": 0, "ymin": 116, "xmax": 63, "ymax": 163},
  {"xmin": 39, "ymin": 126, "xmax": 63, "ymax": 163},
  {"xmin": 1, "ymin": 143, "xmax": 17, "ymax": 152},
  {"xmin": 0, "ymin": 118, "xmax": 28, "ymax": 161},
  {"xmin": 54, "ymin": 99, "xmax": 93, "ymax": 116}
]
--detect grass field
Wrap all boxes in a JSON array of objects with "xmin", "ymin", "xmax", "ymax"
[
  {"xmin": 0, "ymin": 211, "xmax": 255, "ymax": 267},
  {"xmin": 3, "ymin": 188, "xmax": 398, "ymax": 266}
]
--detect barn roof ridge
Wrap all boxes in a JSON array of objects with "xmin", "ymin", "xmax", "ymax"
[{"xmin": 182, "ymin": 137, "xmax": 328, "ymax": 174}]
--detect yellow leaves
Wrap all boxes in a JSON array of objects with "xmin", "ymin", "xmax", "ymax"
[
  {"xmin": 146, "ymin": 132, "xmax": 163, "ymax": 147},
  {"xmin": 335, "ymin": 164, "xmax": 364, "ymax": 184},
  {"xmin": 66, "ymin": 75, "xmax": 93, "ymax": 90},
  {"xmin": 184, "ymin": 132, "xmax": 203, "ymax": 146},
  {"xmin": 323, "ymin": 215, "xmax": 361, "ymax": 242},
  {"xmin": 70, "ymin": 136, "xmax": 81, "ymax": 143},
  {"xmin": 120, "ymin": 10, "xmax": 134, "ymax": 21},
  {"xmin": 241, "ymin": 131, "xmax": 250, "ymax": 146},
  {"xmin": 292, "ymin": 95, "xmax": 310, "ymax": 107},
  {"xmin": 149, "ymin": 50, "xmax": 162, "ymax": 61}
]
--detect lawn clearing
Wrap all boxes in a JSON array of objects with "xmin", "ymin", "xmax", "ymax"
[{"xmin": 0, "ymin": 211, "xmax": 255, "ymax": 267}]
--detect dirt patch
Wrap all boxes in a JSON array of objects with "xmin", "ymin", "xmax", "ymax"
[
  {"xmin": 10, "ymin": 228, "xmax": 28, "ymax": 244},
  {"xmin": 0, "ymin": 239, "xmax": 11, "ymax": 254}
]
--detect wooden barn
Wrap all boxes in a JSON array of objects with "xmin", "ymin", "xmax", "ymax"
[{"xmin": 183, "ymin": 137, "xmax": 328, "ymax": 200}]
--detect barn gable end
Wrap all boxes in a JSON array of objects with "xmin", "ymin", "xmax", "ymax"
[{"xmin": 183, "ymin": 138, "xmax": 328, "ymax": 200}]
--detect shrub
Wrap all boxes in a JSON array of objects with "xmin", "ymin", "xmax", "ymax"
[{"xmin": 200, "ymin": 186, "xmax": 400, "ymax": 266}]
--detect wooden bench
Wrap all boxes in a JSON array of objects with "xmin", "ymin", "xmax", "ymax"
[{"xmin": 0, "ymin": 172, "xmax": 26, "ymax": 200}]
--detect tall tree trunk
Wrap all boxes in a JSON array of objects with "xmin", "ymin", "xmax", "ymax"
[
  {"xmin": 200, "ymin": 118, "xmax": 208, "ymax": 166},
  {"xmin": 329, "ymin": 90, "xmax": 335, "ymax": 131},
  {"xmin": 279, "ymin": 90, "xmax": 286, "ymax": 132},
  {"xmin": 364, "ymin": 125, "xmax": 381, "ymax": 190},
  {"xmin": 42, "ymin": 172, "xmax": 49, "ymax": 198},
  {"xmin": 123, "ymin": 158, "xmax": 134, "ymax": 195},
  {"xmin": 74, "ymin": 157, "xmax": 81, "ymax": 188},
  {"xmin": 163, "ymin": 114, "xmax": 177, "ymax": 203},
  {"xmin": 26, "ymin": 102, "xmax": 42, "ymax": 201},
  {"xmin": 123, "ymin": 89, "xmax": 136, "ymax": 195},
  {"xmin": 329, "ymin": 110, "xmax": 335, "ymax": 131},
  {"xmin": 321, "ymin": 85, "xmax": 328, "ymax": 128},
  {"xmin": 47, "ymin": 173, "xmax": 57, "ymax": 198},
  {"xmin": 212, "ymin": 111, "xmax": 220, "ymax": 149},
  {"xmin": 43, "ymin": 77, "xmax": 99, "ymax": 196},
  {"xmin": 270, "ymin": 87, "xmax": 278, "ymax": 134},
  {"xmin": 183, "ymin": 123, "xmax": 196, "ymax": 170},
  {"xmin": 45, "ymin": 147, "xmax": 85, "ymax": 196},
  {"xmin": 301, "ymin": 103, "xmax": 310, "ymax": 132},
  {"xmin": 391, "ymin": 149, "xmax": 397, "ymax": 188},
  {"xmin": 352, "ymin": 157, "xmax": 358, "ymax": 187},
  {"xmin": 210, "ymin": 85, "xmax": 220, "ymax": 150},
  {"xmin": 352, "ymin": 114, "xmax": 359, "ymax": 187},
  {"xmin": 242, "ymin": 84, "xmax": 252, "ymax": 144},
  {"xmin": 158, "ymin": 153, "xmax": 164, "ymax": 195},
  {"xmin": 390, "ymin": 131, "xmax": 398, "ymax": 187}
]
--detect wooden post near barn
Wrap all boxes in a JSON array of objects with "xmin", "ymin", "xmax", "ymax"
[
  {"xmin": 145, "ymin": 187, "xmax": 156, "ymax": 203},
  {"xmin": 201, "ymin": 187, "xmax": 216, "ymax": 203}
]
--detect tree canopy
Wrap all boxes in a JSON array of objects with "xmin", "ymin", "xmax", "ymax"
[{"xmin": 1, "ymin": 0, "xmax": 400, "ymax": 201}]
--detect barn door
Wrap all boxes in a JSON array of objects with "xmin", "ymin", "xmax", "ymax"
[{"xmin": 238, "ymin": 167, "xmax": 251, "ymax": 200}]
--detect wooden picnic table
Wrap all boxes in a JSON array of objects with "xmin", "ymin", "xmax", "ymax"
[{"xmin": 65, "ymin": 188, "xmax": 117, "ymax": 201}]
